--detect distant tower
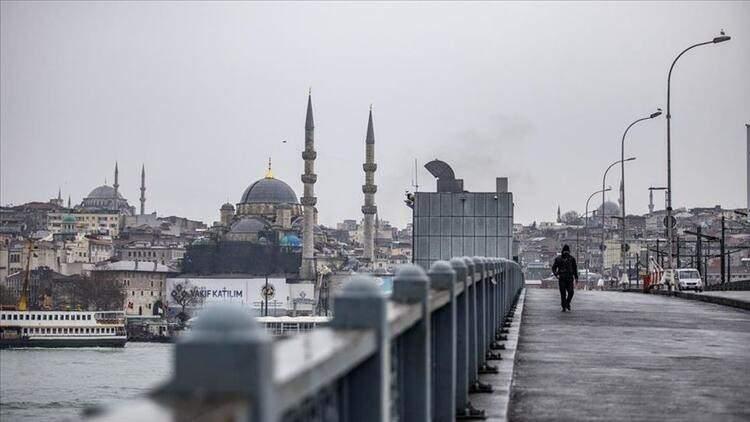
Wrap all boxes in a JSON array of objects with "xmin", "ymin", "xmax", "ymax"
[
  {"xmin": 362, "ymin": 107, "xmax": 377, "ymax": 263},
  {"xmin": 220, "ymin": 203, "xmax": 235, "ymax": 226},
  {"xmin": 648, "ymin": 189, "xmax": 655, "ymax": 214},
  {"xmin": 113, "ymin": 162, "xmax": 120, "ymax": 210},
  {"xmin": 57, "ymin": 187, "xmax": 62, "ymax": 202},
  {"xmin": 140, "ymin": 164, "xmax": 146, "ymax": 215},
  {"xmin": 67, "ymin": 196, "xmax": 71, "ymax": 209},
  {"xmin": 300, "ymin": 92, "xmax": 318, "ymax": 280},
  {"xmin": 556, "ymin": 205, "xmax": 561, "ymax": 223}
]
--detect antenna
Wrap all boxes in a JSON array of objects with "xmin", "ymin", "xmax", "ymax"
[{"xmin": 412, "ymin": 159, "xmax": 420, "ymax": 193}]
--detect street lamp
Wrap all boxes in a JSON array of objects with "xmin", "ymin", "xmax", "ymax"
[
  {"xmin": 665, "ymin": 31, "xmax": 730, "ymax": 285},
  {"xmin": 620, "ymin": 109, "xmax": 662, "ymax": 272},
  {"xmin": 585, "ymin": 186, "xmax": 611, "ymax": 273},
  {"xmin": 602, "ymin": 157, "xmax": 636, "ymax": 273}
]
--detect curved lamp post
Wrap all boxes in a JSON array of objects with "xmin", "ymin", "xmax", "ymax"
[
  {"xmin": 602, "ymin": 157, "xmax": 636, "ymax": 273},
  {"xmin": 620, "ymin": 109, "xmax": 662, "ymax": 272},
  {"xmin": 665, "ymin": 31, "xmax": 730, "ymax": 281}
]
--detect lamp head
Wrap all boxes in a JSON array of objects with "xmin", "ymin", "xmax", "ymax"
[
  {"xmin": 650, "ymin": 108, "xmax": 663, "ymax": 119},
  {"xmin": 625, "ymin": 157, "xmax": 637, "ymax": 162},
  {"xmin": 713, "ymin": 29, "xmax": 730, "ymax": 43}
]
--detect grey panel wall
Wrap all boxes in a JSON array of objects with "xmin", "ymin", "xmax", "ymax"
[{"xmin": 413, "ymin": 191, "xmax": 513, "ymax": 269}]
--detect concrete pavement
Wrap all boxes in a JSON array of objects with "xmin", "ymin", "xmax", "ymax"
[{"xmin": 509, "ymin": 289, "xmax": 750, "ymax": 422}]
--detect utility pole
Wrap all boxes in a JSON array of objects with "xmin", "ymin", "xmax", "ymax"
[
  {"xmin": 720, "ymin": 215, "xmax": 726, "ymax": 284},
  {"xmin": 696, "ymin": 226, "xmax": 702, "ymax": 277}
]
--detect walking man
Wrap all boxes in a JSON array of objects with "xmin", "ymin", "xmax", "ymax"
[{"xmin": 552, "ymin": 244, "xmax": 578, "ymax": 312}]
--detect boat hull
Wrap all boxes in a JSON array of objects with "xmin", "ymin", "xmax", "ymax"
[{"xmin": 0, "ymin": 336, "xmax": 127, "ymax": 349}]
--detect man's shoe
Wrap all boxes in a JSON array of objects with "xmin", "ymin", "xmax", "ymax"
[
  {"xmin": 561, "ymin": 307, "xmax": 566, "ymax": 312},
  {"xmin": 566, "ymin": 305, "xmax": 571, "ymax": 311}
]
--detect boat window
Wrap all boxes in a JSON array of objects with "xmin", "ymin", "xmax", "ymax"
[
  {"xmin": 55, "ymin": 315, "xmax": 59, "ymax": 320},
  {"xmin": 0, "ymin": 314, "xmax": 4, "ymax": 320},
  {"xmin": 24, "ymin": 314, "xmax": 29, "ymax": 320},
  {"xmin": 65, "ymin": 315, "xmax": 70, "ymax": 320},
  {"xmin": 30, "ymin": 314, "xmax": 35, "ymax": 320},
  {"xmin": 23, "ymin": 328, "xmax": 28, "ymax": 334}
]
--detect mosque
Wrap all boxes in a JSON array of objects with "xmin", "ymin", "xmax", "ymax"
[
  {"xmin": 215, "ymin": 159, "xmax": 308, "ymax": 248},
  {"xmin": 181, "ymin": 92, "xmax": 379, "ymax": 279},
  {"xmin": 75, "ymin": 162, "xmax": 144, "ymax": 216}
]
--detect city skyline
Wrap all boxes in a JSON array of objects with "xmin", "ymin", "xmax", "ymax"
[{"xmin": 2, "ymin": 2, "xmax": 749, "ymax": 228}]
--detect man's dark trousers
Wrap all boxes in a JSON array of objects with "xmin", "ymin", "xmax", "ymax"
[{"xmin": 558, "ymin": 277, "xmax": 574, "ymax": 309}]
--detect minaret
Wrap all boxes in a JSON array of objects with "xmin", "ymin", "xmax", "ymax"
[
  {"xmin": 113, "ymin": 162, "xmax": 120, "ymax": 210},
  {"xmin": 300, "ymin": 92, "xmax": 317, "ymax": 280},
  {"xmin": 67, "ymin": 196, "xmax": 71, "ymax": 209},
  {"xmin": 362, "ymin": 106, "xmax": 377, "ymax": 263},
  {"xmin": 140, "ymin": 164, "xmax": 146, "ymax": 215},
  {"xmin": 556, "ymin": 205, "xmax": 561, "ymax": 223},
  {"xmin": 648, "ymin": 189, "xmax": 655, "ymax": 214},
  {"xmin": 58, "ymin": 187, "xmax": 62, "ymax": 202}
]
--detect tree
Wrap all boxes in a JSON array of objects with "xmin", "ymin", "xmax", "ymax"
[
  {"xmin": 561, "ymin": 211, "xmax": 583, "ymax": 225},
  {"xmin": 169, "ymin": 279, "xmax": 205, "ymax": 326}
]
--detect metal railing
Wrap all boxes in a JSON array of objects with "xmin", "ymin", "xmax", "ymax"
[{"xmin": 88, "ymin": 256, "xmax": 524, "ymax": 422}]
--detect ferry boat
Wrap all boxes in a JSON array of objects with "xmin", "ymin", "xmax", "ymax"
[{"xmin": 0, "ymin": 310, "xmax": 127, "ymax": 348}]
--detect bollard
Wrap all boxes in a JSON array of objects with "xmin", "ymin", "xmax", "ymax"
[
  {"xmin": 392, "ymin": 264, "xmax": 432, "ymax": 422},
  {"xmin": 330, "ymin": 275, "xmax": 389, "ymax": 422},
  {"xmin": 161, "ymin": 304, "xmax": 275, "ymax": 422},
  {"xmin": 428, "ymin": 261, "xmax": 457, "ymax": 422},
  {"xmin": 473, "ymin": 257, "xmax": 498, "ymax": 375}
]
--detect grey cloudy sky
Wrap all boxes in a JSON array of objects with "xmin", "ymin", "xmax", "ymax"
[{"xmin": 2, "ymin": 1, "xmax": 748, "ymax": 228}]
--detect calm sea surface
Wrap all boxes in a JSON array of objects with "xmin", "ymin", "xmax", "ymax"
[{"xmin": 0, "ymin": 343, "xmax": 173, "ymax": 421}]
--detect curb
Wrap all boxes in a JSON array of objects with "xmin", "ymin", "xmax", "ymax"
[
  {"xmin": 471, "ymin": 288, "xmax": 526, "ymax": 422},
  {"xmin": 651, "ymin": 289, "xmax": 750, "ymax": 311}
]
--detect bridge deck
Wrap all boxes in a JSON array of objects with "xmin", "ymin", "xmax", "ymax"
[{"xmin": 509, "ymin": 289, "xmax": 750, "ymax": 422}]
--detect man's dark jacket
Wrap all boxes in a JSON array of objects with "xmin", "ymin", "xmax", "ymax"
[{"xmin": 552, "ymin": 252, "xmax": 578, "ymax": 281}]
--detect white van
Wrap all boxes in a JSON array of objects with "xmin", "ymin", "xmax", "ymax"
[{"xmin": 676, "ymin": 268, "xmax": 703, "ymax": 292}]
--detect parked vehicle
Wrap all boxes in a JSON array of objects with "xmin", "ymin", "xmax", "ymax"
[{"xmin": 676, "ymin": 268, "xmax": 703, "ymax": 292}]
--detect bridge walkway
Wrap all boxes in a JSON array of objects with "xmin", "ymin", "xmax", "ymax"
[{"xmin": 508, "ymin": 289, "xmax": 750, "ymax": 422}]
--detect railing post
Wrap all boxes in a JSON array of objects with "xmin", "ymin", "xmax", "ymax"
[
  {"xmin": 392, "ymin": 264, "xmax": 431, "ymax": 422},
  {"xmin": 472, "ymin": 257, "xmax": 487, "ymax": 368},
  {"xmin": 462, "ymin": 257, "xmax": 478, "ymax": 386},
  {"xmin": 330, "ymin": 275, "xmax": 389, "ymax": 422},
  {"xmin": 450, "ymin": 258, "xmax": 482, "ymax": 419},
  {"xmin": 428, "ymin": 261, "xmax": 456, "ymax": 422},
  {"xmin": 487, "ymin": 259, "xmax": 504, "ymax": 358},
  {"xmin": 162, "ymin": 304, "xmax": 276, "ymax": 422}
]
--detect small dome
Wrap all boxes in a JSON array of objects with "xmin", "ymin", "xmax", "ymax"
[
  {"xmin": 221, "ymin": 203, "xmax": 235, "ymax": 211},
  {"xmin": 62, "ymin": 214, "xmax": 76, "ymax": 224},
  {"xmin": 87, "ymin": 185, "xmax": 124, "ymax": 200},
  {"xmin": 240, "ymin": 177, "xmax": 298, "ymax": 205},
  {"xmin": 229, "ymin": 217, "xmax": 268, "ymax": 234},
  {"xmin": 280, "ymin": 234, "xmax": 301, "ymax": 247},
  {"xmin": 191, "ymin": 237, "xmax": 215, "ymax": 246}
]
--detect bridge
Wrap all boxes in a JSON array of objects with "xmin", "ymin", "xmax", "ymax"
[{"xmin": 88, "ymin": 257, "xmax": 750, "ymax": 421}]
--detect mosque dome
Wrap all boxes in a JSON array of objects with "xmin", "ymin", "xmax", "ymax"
[
  {"xmin": 239, "ymin": 177, "xmax": 298, "ymax": 205},
  {"xmin": 62, "ymin": 214, "xmax": 77, "ymax": 224},
  {"xmin": 221, "ymin": 202, "xmax": 235, "ymax": 211},
  {"xmin": 596, "ymin": 201, "xmax": 621, "ymax": 217},
  {"xmin": 87, "ymin": 185, "xmax": 124, "ymax": 200}
]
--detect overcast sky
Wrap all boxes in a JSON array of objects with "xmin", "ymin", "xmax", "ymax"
[{"xmin": 2, "ymin": 1, "xmax": 748, "ymax": 228}]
